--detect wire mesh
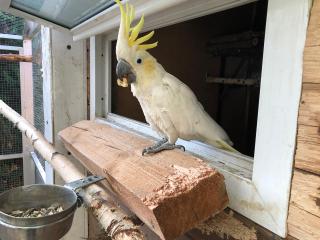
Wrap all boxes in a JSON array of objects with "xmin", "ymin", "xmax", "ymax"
[
  {"xmin": 0, "ymin": 158, "xmax": 23, "ymax": 193},
  {"xmin": 0, "ymin": 11, "xmax": 24, "ymax": 35},
  {"xmin": 0, "ymin": 38, "xmax": 22, "ymax": 47},
  {"xmin": 0, "ymin": 12, "xmax": 24, "ymax": 192},
  {"xmin": 0, "ymin": 50, "xmax": 22, "ymax": 155}
]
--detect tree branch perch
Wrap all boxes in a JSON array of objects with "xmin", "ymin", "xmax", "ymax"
[{"xmin": 0, "ymin": 100, "xmax": 145, "ymax": 240}]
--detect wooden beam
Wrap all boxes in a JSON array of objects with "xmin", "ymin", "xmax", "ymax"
[
  {"xmin": 298, "ymin": 83, "xmax": 320, "ymax": 127},
  {"xmin": 303, "ymin": 46, "xmax": 320, "ymax": 83},
  {"xmin": 290, "ymin": 170, "xmax": 320, "ymax": 218},
  {"xmin": 296, "ymin": 124, "xmax": 320, "ymax": 175},
  {"xmin": 306, "ymin": 24, "xmax": 320, "ymax": 47},
  {"xmin": 59, "ymin": 120, "xmax": 229, "ymax": 240},
  {"xmin": 288, "ymin": 204, "xmax": 320, "ymax": 240},
  {"xmin": 0, "ymin": 54, "xmax": 32, "ymax": 62}
]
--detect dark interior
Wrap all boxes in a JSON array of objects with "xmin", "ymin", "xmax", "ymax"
[{"xmin": 111, "ymin": 0, "xmax": 268, "ymax": 156}]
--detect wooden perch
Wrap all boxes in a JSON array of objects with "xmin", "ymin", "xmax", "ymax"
[
  {"xmin": 0, "ymin": 100, "xmax": 145, "ymax": 240},
  {"xmin": 59, "ymin": 120, "xmax": 229, "ymax": 240},
  {"xmin": 0, "ymin": 54, "xmax": 32, "ymax": 62}
]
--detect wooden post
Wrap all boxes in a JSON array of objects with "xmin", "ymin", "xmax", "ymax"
[
  {"xmin": 19, "ymin": 40, "xmax": 35, "ymax": 185},
  {"xmin": 0, "ymin": 100, "xmax": 145, "ymax": 240}
]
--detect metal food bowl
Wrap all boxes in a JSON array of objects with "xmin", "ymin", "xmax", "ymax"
[{"xmin": 0, "ymin": 184, "xmax": 78, "ymax": 240}]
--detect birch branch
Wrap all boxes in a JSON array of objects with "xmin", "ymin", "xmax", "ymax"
[
  {"xmin": 0, "ymin": 54, "xmax": 32, "ymax": 62},
  {"xmin": 0, "ymin": 100, "xmax": 145, "ymax": 240}
]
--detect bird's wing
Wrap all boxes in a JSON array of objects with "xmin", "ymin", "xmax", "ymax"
[
  {"xmin": 152, "ymin": 73, "xmax": 232, "ymax": 146},
  {"xmin": 150, "ymin": 73, "xmax": 203, "ymax": 139}
]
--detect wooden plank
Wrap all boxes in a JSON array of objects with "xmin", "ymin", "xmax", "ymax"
[
  {"xmin": 290, "ymin": 170, "xmax": 320, "ymax": 218},
  {"xmin": 303, "ymin": 46, "xmax": 320, "ymax": 83},
  {"xmin": 303, "ymin": 62, "xmax": 320, "ymax": 83},
  {"xmin": 295, "ymin": 143, "xmax": 320, "ymax": 175},
  {"xmin": 295, "ymin": 125, "xmax": 320, "ymax": 175},
  {"xmin": 298, "ymin": 84, "xmax": 320, "ymax": 127},
  {"xmin": 305, "ymin": 0, "xmax": 320, "ymax": 46},
  {"xmin": 304, "ymin": 46, "xmax": 320, "ymax": 62},
  {"xmin": 309, "ymin": 0, "xmax": 320, "ymax": 27},
  {"xmin": 59, "ymin": 120, "xmax": 229, "ymax": 240},
  {"xmin": 0, "ymin": 54, "xmax": 32, "ymax": 62},
  {"xmin": 288, "ymin": 205, "xmax": 320, "ymax": 240},
  {"xmin": 306, "ymin": 24, "xmax": 320, "ymax": 47},
  {"xmin": 19, "ymin": 39, "xmax": 35, "ymax": 185}
]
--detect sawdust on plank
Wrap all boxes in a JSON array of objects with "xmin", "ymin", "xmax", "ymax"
[
  {"xmin": 197, "ymin": 211, "xmax": 257, "ymax": 240},
  {"xmin": 141, "ymin": 164, "xmax": 216, "ymax": 209}
]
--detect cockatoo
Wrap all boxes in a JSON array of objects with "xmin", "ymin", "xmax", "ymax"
[{"xmin": 114, "ymin": 0, "xmax": 237, "ymax": 155}]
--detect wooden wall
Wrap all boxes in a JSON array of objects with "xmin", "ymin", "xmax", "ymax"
[{"xmin": 288, "ymin": 0, "xmax": 320, "ymax": 239}]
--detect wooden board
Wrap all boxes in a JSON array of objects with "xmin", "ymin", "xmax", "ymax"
[
  {"xmin": 288, "ymin": 204, "xmax": 320, "ymax": 240},
  {"xmin": 298, "ymin": 84, "xmax": 320, "ymax": 127},
  {"xmin": 307, "ymin": 0, "xmax": 320, "ymax": 45},
  {"xmin": 303, "ymin": 46, "xmax": 320, "ymax": 83},
  {"xmin": 290, "ymin": 170, "xmax": 320, "ymax": 218},
  {"xmin": 306, "ymin": 24, "xmax": 320, "ymax": 47},
  {"xmin": 295, "ymin": 125, "xmax": 320, "ymax": 174},
  {"xmin": 59, "ymin": 120, "xmax": 229, "ymax": 240}
]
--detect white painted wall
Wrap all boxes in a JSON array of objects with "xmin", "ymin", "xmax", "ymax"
[{"xmin": 50, "ymin": 29, "xmax": 88, "ymax": 240}]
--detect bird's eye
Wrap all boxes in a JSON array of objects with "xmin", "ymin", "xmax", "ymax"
[{"xmin": 136, "ymin": 58, "xmax": 142, "ymax": 64}]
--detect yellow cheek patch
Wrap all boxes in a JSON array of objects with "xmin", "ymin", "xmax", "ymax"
[
  {"xmin": 144, "ymin": 59, "xmax": 155, "ymax": 75},
  {"xmin": 117, "ymin": 78, "xmax": 129, "ymax": 88}
]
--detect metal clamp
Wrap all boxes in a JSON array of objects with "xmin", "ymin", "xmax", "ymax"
[
  {"xmin": 64, "ymin": 175, "xmax": 105, "ymax": 191},
  {"xmin": 64, "ymin": 176, "xmax": 105, "ymax": 207}
]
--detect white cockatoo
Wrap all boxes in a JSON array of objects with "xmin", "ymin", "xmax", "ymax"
[{"xmin": 114, "ymin": 0, "xmax": 237, "ymax": 155}]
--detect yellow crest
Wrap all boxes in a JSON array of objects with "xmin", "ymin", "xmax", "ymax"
[{"xmin": 114, "ymin": 0, "xmax": 158, "ymax": 51}]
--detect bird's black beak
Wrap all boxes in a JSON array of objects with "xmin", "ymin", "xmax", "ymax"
[{"xmin": 116, "ymin": 59, "xmax": 136, "ymax": 87}]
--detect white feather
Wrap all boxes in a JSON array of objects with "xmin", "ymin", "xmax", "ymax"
[{"xmin": 131, "ymin": 67, "xmax": 234, "ymax": 150}]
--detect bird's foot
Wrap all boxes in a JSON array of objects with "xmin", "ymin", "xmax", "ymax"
[
  {"xmin": 142, "ymin": 141, "xmax": 185, "ymax": 155},
  {"xmin": 142, "ymin": 138, "xmax": 167, "ymax": 155}
]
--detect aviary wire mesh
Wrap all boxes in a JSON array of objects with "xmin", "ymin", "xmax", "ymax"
[
  {"xmin": 0, "ymin": 11, "xmax": 24, "ymax": 193},
  {"xmin": 0, "ymin": 158, "xmax": 23, "ymax": 193},
  {"xmin": 0, "ymin": 50, "xmax": 22, "ymax": 155}
]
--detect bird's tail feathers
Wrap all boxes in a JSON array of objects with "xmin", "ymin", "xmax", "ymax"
[{"xmin": 215, "ymin": 140, "xmax": 239, "ymax": 154}]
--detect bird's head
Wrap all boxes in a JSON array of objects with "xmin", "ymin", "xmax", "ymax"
[{"xmin": 114, "ymin": 0, "xmax": 158, "ymax": 87}]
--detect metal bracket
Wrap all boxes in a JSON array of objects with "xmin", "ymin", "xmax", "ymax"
[
  {"xmin": 64, "ymin": 176, "xmax": 105, "ymax": 207},
  {"xmin": 64, "ymin": 175, "xmax": 105, "ymax": 192}
]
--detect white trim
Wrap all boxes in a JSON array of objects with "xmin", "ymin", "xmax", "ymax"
[
  {"xmin": 45, "ymin": 161, "xmax": 54, "ymax": 184},
  {"xmin": 91, "ymin": 0, "xmax": 311, "ymax": 237},
  {"xmin": 90, "ymin": 35, "xmax": 105, "ymax": 119},
  {"xmin": 72, "ymin": 0, "xmax": 256, "ymax": 41},
  {"xmin": 0, "ymin": 33, "xmax": 23, "ymax": 40},
  {"xmin": 0, "ymin": 0, "xmax": 11, "ymax": 10},
  {"xmin": 0, "ymin": 45, "xmax": 22, "ymax": 51},
  {"xmin": 30, "ymin": 152, "xmax": 46, "ymax": 183},
  {"xmin": 251, "ymin": 0, "xmax": 311, "ymax": 235},
  {"xmin": 41, "ymin": 26, "xmax": 54, "ymax": 184},
  {"xmin": 0, "ymin": 153, "xmax": 23, "ymax": 161}
]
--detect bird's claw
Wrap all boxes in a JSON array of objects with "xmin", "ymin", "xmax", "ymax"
[
  {"xmin": 176, "ymin": 145, "xmax": 185, "ymax": 152},
  {"xmin": 142, "ymin": 142, "xmax": 185, "ymax": 156}
]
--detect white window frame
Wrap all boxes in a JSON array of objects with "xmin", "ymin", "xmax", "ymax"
[
  {"xmin": 30, "ymin": 27, "xmax": 54, "ymax": 185},
  {"xmin": 89, "ymin": 0, "xmax": 311, "ymax": 237}
]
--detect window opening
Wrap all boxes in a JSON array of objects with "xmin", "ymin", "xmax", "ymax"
[{"xmin": 111, "ymin": 1, "xmax": 268, "ymax": 156}]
